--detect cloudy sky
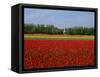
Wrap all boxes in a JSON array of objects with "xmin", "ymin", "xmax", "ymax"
[{"xmin": 24, "ymin": 8, "xmax": 95, "ymax": 29}]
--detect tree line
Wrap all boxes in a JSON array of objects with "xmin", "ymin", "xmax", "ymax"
[{"xmin": 24, "ymin": 24, "xmax": 94, "ymax": 35}]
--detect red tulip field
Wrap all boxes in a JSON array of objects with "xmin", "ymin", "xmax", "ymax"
[{"xmin": 24, "ymin": 35, "xmax": 95, "ymax": 70}]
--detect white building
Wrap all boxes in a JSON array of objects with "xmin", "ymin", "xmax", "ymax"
[{"xmin": 63, "ymin": 27, "xmax": 66, "ymax": 35}]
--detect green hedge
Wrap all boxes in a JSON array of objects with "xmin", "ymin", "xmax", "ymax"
[{"xmin": 24, "ymin": 24, "xmax": 94, "ymax": 35}]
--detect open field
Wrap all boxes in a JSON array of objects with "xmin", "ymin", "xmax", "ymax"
[
  {"xmin": 24, "ymin": 34, "xmax": 95, "ymax": 70},
  {"xmin": 24, "ymin": 34, "xmax": 94, "ymax": 40},
  {"xmin": 24, "ymin": 40, "xmax": 95, "ymax": 70}
]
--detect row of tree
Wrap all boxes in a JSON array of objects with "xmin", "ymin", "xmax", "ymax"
[{"xmin": 24, "ymin": 24, "xmax": 94, "ymax": 35}]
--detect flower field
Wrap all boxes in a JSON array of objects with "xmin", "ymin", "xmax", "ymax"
[
  {"xmin": 24, "ymin": 34, "xmax": 94, "ymax": 40},
  {"xmin": 24, "ymin": 34, "xmax": 95, "ymax": 70}
]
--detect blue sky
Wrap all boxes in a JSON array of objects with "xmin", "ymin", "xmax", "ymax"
[{"xmin": 24, "ymin": 8, "xmax": 94, "ymax": 29}]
